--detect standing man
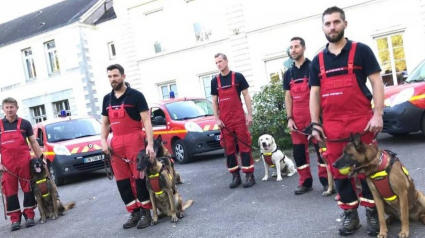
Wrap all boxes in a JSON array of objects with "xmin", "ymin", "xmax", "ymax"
[
  {"xmin": 101, "ymin": 64, "xmax": 155, "ymax": 229},
  {"xmin": 211, "ymin": 53, "xmax": 255, "ymax": 189},
  {"xmin": 0, "ymin": 97, "xmax": 43, "ymax": 231},
  {"xmin": 309, "ymin": 7, "xmax": 384, "ymax": 236},
  {"xmin": 283, "ymin": 37, "xmax": 329, "ymax": 195}
]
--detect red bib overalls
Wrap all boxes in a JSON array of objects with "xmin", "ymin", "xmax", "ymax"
[
  {"xmin": 319, "ymin": 42, "xmax": 376, "ymax": 209},
  {"xmin": 289, "ymin": 72, "xmax": 328, "ymax": 187},
  {"xmin": 108, "ymin": 94, "xmax": 151, "ymax": 212},
  {"xmin": 0, "ymin": 118, "xmax": 36, "ymax": 222},
  {"xmin": 217, "ymin": 72, "xmax": 254, "ymax": 173}
]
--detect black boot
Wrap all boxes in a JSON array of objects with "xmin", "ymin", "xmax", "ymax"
[
  {"xmin": 229, "ymin": 171, "xmax": 242, "ymax": 189},
  {"xmin": 243, "ymin": 172, "xmax": 256, "ymax": 188},
  {"xmin": 123, "ymin": 209, "xmax": 141, "ymax": 229},
  {"xmin": 338, "ymin": 209, "xmax": 361, "ymax": 236},
  {"xmin": 137, "ymin": 208, "xmax": 152, "ymax": 229},
  {"xmin": 366, "ymin": 207, "xmax": 380, "ymax": 236}
]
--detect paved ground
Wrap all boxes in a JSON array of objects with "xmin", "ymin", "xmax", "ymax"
[{"xmin": 1, "ymin": 133, "xmax": 425, "ymax": 238}]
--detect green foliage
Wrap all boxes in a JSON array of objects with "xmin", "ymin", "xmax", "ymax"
[{"xmin": 250, "ymin": 76, "xmax": 292, "ymax": 151}]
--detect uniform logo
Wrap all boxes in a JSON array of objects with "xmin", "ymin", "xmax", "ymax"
[{"xmin": 88, "ymin": 143, "xmax": 93, "ymax": 149}]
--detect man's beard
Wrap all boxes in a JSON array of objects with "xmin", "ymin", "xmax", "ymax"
[
  {"xmin": 325, "ymin": 29, "xmax": 344, "ymax": 43},
  {"xmin": 111, "ymin": 81, "xmax": 124, "ymax": 91},
  {"xmin": 291, "ymin": 53, "xmax": 303, "ymax": 61}
]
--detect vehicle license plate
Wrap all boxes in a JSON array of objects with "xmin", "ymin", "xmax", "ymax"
[
  {"xmin": 84, "ymin": 155, "xmax": 103, "ymax": 163},
  {"xmin": 215, "ymin": 135, "xmax": 220, "ymax": 141}
]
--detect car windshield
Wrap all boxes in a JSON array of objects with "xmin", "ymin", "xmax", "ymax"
[
  {"xmin": 405, "ymin": 59, "xmax": 425, "ymax": 83},
  {"xmin": 165, "ymin": 99, "xmax": 214, "ymax": 120},
  {"xmin": 46, "ymin": 118, "xmax": 101, "ymax": 143}
]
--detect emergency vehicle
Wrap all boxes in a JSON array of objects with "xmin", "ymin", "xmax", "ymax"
[
  {"xmin": 150, "ymin": 94, "xmax": 222, "ymax": 164},
  {"xmin": 32, "ymin": 111, "xmax": 104, "ymax": 186},
  {"xmin": 380, "ymin": 59, "xmax": 425, "ymax": 136}
]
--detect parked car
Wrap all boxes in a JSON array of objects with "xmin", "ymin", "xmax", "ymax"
[
  {"xmin": 381, "ymin": 59, "xmax": 425, "ymax": 136},
  {"xmin": 32, "ymin": 114, "xmax": 104, "ymax": 186},
  {"xmin": 149, "ymin": 96, "xmax": 222, "ymax": 164}
]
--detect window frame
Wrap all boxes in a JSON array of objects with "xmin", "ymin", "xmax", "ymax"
[
  {"xmin": 44, "ymin": 40, "xmax": 60, "ymax": 75},
  {"xmin": 107, "ymin": 42, "xmax": 116, "ymax": 59},
  {"xmin": 158, "ymin": 82, "xmax": 178, "ymax": 99},
  {"xmin": 199, "ymin": 72, "xmax": 217, "ymax": 102},
  {"xmin": 30, "ymin": 105, "xmax": 47, "ymax": 124},
  {"xmin": 22, "ymin": 47, "xmax": 37, "ymax": 82},
  {"xmin": 52, "ymin": 99, "xmax": 71, "ymax": 117}
]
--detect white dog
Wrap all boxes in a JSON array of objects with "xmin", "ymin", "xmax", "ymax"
[{"xmin": 258, "ymin": 134, "xmax": 296, "ymax": 181}]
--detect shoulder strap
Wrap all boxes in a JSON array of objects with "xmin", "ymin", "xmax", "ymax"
[
  {"xmin": 318, "ymin": 51, "xmax": 327, "ymax": 79},
  {"xmin": 231, "ymin": 72, "xmax": 235, "ymax": 86},
  {"xmin": 347, "ymin": 42, "xmax": 357, "ymax": 74},
  {"xmin": 17, "ymin": 118, "xmax": 22, "ymax": 132},
  {"xmin": 0, "ymin": 119, "xmax": 4, "ymax": 133}
]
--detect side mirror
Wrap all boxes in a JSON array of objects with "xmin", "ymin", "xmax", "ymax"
[
  {"xmin": 36, "ymin": 138, "xmax": 44, "ymax": 147},
  {"xmin": 154, "ymin": 116, "xmax": 166, "ymax": 125}
]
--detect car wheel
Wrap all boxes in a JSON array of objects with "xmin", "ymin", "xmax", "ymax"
[
  {"xmin": 388, "ymin": 133, "xmax": 410, "ymax": 137},
  {"xmin": 173, "ymin": 139, "xmax": 190, "ymax": 164},
  {"xmin": 48, "ymin": 162, "xmax": 64, "ymax": 186}
]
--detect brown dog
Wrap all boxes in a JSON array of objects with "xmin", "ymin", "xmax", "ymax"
[
  {"xmin": 30, "ymin": 158, "xmax": 75, "ymax": 223},
  {"xmin": 137, "ymin": 151, "xmax": 193, "ymax": 225},
  {"xmin": 154, "ymin": 135, "xmax": 183, "ymax": 185},
  {"xmin": 317, "ymin": 140, "xmax": 336, "ymax": 197},
  {"xmin": 333, "ymin": 133, "xmax": 425, "ymax": 238}
]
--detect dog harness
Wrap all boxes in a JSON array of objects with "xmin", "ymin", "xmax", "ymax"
[
  {"xmin": 36, "ymin": 178, "xmax": 50, "ymax": 198},
  {"xmin": 262, "ymin": 148, "xmax": 283, "ymax": 168},
  {"xmin": 369, "ymin": 150, "xmax": 409, "ymax": 202},
  {"xmin": 148, "ymin": 165, "xmax": 173, "ymax": 195}
]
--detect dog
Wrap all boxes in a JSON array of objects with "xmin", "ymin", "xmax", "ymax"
[
  {"xmin": 30, "ymin": 158, "xmax": 75, "ymax": 223},
  {"xmin": 258, "ymin": 134, "xmax": 296, "ymax": 181},
  {"xmin": 317, "ymin": 140, "xmax": 336, "ymax": 197},
  {"xmin": 137, "ymin": 151, "xmax": 193, "ymax": 225},
  {"xmin": 154, "ymin": 135, "xmax": 183, "ymax": 185},
  {"xmin": 333, "ymin": 133, "xmax": 425, "ymax": 238}
]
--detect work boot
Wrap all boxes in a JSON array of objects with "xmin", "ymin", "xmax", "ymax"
[
  {"xmin": 229, "ymin": 171, "xmax": 242, "ymax": 189},
  {"xmin": 137, "ymin": 208, "xmax": 152, "ymax": 229},
  {"xmin": 25, "ymin": 218, "xmax": 35, "ymax": 228},
  {"xmin": 338, "ymin": 209, "xmax": 361, "ymax": 236},
  {"xmin": 11, "ymin": 221, "xmax": 21, "ymax": 231},
  {"xmin": 294, "ymin": 185, "xmax": 313, "ymax": 195},
  {"xmin": 243, "ymin": 172, "xmax": 256, "ymax": 188},
  {"xmin": 366, "ymin": 207, "xmax": 380, "ymax": 236},
  {"xmin": 123, "ymin": 209, "xmax": 141, "ymax": 229}
]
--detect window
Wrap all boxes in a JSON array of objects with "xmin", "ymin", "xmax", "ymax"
[
  {"xmin": 45, "ymin": 118, "xmax": 101, "ymax": 142},
  {"xmin": 30, "ymin": 105, "xmax": 47, "ymax": 123},
  {"xmin": 154, "ymin": 42, "xmax": 162, "ymax": 53},
  {"xmin": 164, "ymin": 99, "xmax": 213, "ymax": 120},
  {"xmin": 200, "ymin": 74, "xmax": 216, "ymax": 102},
  {"xmin": 52, "ymin": 99, "xmax": 71, "ymax": 117},
  {"xmin": 151, "ymin": 107, "xmax": 166, "ymax": 126},
  {"xmin": 22, "ymin": 48, "xmax": 37, "ymax": 81},
  {"xmin": 159, "ymin": 83, "xmax": 178, "ymax": 99},
  {"xmin": 108, "ymin": 42, "xmax": 116, "ymax": 59},
  {"xmin": 265, "ymin": 56, "xmax": 287, "ymax": 82},
  {"xmin": 193, "ymin": 22, "xmax": 211, "ymax": 42},
  {"xmin": 375, "ymin": 33, "xmax": 407, "ymax": 86},
  {"xmin": 44, "ymin": 40, "xmax": 60, "ymax": 74}
]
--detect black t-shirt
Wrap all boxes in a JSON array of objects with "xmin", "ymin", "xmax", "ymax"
[
  {"xmin": 0, "ymin": 117, "xmax": 34, "ymax": 142},
  {"xmin": 101, "ymin": 86, "xmax": 149, "ymax": 121},
  {"xmin": 283, "ymin": 58, "xmax": 311, "ymax": 90},
  {"xmin": 210, "ymin": 71, "xmax": 249, "ymax": 100},
  {"xmin": 309, "ymin": 39, "xmax": 381, "ymax": 101}
]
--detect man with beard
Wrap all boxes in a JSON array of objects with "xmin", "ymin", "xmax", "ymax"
[
  {"xmin": 309, "ymin": 6, "xmax": 384, "ymax": 236},
  {"xmin": 283, "ymin": 37, "xmax": 330, "ymax": 195},
  {"xmin": 101, "ymin": 64, "xmax": 155, "ymax": 229}
]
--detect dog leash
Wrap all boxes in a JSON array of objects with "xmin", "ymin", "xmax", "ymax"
[
  {"xmin": 2, "ymin": 166, "xmax": 32, "ymax": 183},
  {"xmin": 306, "ymin": 122, "xmax": 378, "ymax": 143},
  {"xmin": 222, "ymin": 126, "xmax": 259, "ymax": 150},
  {"xmin": 102, "ymin": 152, "xmax": 114, "ymax": 180}
]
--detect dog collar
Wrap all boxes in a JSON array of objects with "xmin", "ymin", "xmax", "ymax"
[{"xmin": 262, "ymin": 147, "xmax": 278, "ymax": 156}]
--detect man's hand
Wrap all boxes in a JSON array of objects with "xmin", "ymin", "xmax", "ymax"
[
  {"xmin": 287, "ymin": 118, "xmax": 297, "ymax": 132},
  {"xmin": 101, "ymin": 140, "xmax": 110, "ymax": 155},
  {"xmin": 364, "ymin": 114, "xmax": 383, "ymax": 133},
  {"xmin": 310, "ymin": 125, "xmax": 326, "ymax": 142},
  {"xmin": 246, "ymin": 115, "xmax": 253, "ymax": 127},
  {"xmin": 215, "ymin": 118, "xmax": 225, "ymax": 129},
  {"xmin": 0, "ymin": 164, "xmax": 5, "ymax": 172},
  {"xmin": 146, "ymin": 144, "xmax": 155, "ymax": 162}
]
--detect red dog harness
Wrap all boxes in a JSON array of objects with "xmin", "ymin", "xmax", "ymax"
[
  {"xmin": 369, "ymin": 150, "xmax": 409, "ymax": 202},
  {"xmin": 262, "ymin": 148, "xmax": 283, "ymax": 168},
  {"xmin": 148, "ymin": 165, "xmax": 173, "ymax": 195},
  {"xmin": 35, "ymin": 178, "xmax": 50, "ymax": 198}
]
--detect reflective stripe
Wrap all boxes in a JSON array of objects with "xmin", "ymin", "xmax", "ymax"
[
  {"xmin": 71, "ymin": 147, "xmax": 79, "ymax": 154},
  {"xmin": 154, "ymin": 130, "xmax": 187, "ymax": 135},
  {"xmin": 242, "ymin": 165, "xmax": 254, "ymax": 169},
  {"xmin": 203, "ymin": 125, "xmax": 210, "ymax": 131},
  {"xmin": 81, "ymin": 146, "xmax": 89, "ymax": 153},
  {"xmin": 297, "ymin": 164, "xmax": 310, "ymax": 170},
  {"xmin": 410, "ymin": 94, "xmax": 425, "ymax": 101},
  {"xmin": 384, "ymin": 195, "xmax": 398, "ymax": 201},
  {"xmin": 370, "ymin": 170, "xmax": 388, "ymax": 179},
  {"xmin": 228, "ymin": 165, "xmax": 239, "ymax": 171},
  {"xmin": 125, "ymin": 200, "xmax": 136, "ymax": 207},
  {"xmin": 359, "ymin": 197, "xmax": 375, "ymax": 204},
  {"xmin": 338, "ymin": 200, "xmax": 359, "ymax": 206},
  {"xmin": 319, "ymin": 163, "xmax": 327, "ymax": 167}
]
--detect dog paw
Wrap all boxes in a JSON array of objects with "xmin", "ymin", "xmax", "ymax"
[
  {"xmin": 276, "ymin": 177, "xmax": 283, "ymax": 181},
  {"xmin": 398, "ymin": 230, "xmax": 409, "ymax": 238},
  {"xmin": 151, "ymin": 220, "xmax": 158, "ymax": 226},
  {"xmin": 377, "ymin": 232, "xmax": 388, "ymax": 238},
  {"xmin": 171, "ymin": 216, "xmax": 179, "ymax": 223},
  {"xmin": 271, "ymin": 172, "xmax": 277, "ymax": 177},
  {"xmin": 287, "ymin": 171, "xmax": 296, "ymax": 177},
  {"xmin": 40, "ymin": 219, "xmax": 46, "ymax": 224},
  {"xmin": 262, "ymin": 176, "xmax": 268, "ymax": 181}
]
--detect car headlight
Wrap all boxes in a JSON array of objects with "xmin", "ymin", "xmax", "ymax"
[
  {"xmin": 390, "ymin": 87, "xmax": 414, "ymax": 107},
  {"xmin": 184, "ymin": 122, "xmax": 203, "ymax": 132},
  {"xmin": 53, "ymin": 144, "xmax": 71, "ymax": 155}
]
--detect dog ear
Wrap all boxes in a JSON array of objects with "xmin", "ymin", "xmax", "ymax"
[
  {"xmin": 349, "ymin": 133, "xmax": 355, "ymax": 142},
  {"xmin": 157, "ymin": 135, "xmax": 162, "ymax": 142},
  {"xmin": 257, "ymin": 137, "xmax": 261, "ymax": 147},
  {"xmin": 271, "ymin": 136, "xmax": 275, "ymax": 145},
  {"xmin": 353, "ymin": 133, "xmax": 364, "ymax": 151}
]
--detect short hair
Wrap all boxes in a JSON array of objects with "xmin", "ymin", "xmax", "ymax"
[
  {"xmin": 322, "ymin": 6, "xmax": 346, "ymax": 22},
  {"xmin": 2, "ymin": 97, "xmax": 18, "ymax": 107},
  {"xmin": 107, "ymin": 64, "xmax": 125, "ymax": 75},
  {"xmin": 290, "ymin": 37, "xmax": 305, "ymax": 47},
  {"xmin": 214, "ymin": 53, "xmax": 227, "ymax": 60}
]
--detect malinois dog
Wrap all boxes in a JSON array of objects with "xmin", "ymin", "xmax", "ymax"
[
  {"xmin": 333, "ymin": 133, "xmax": 425, "ymax": 238},
  {"xmin": 317, "ymin": 140, "xmax": 336, "ymax": 197},
  {"xmin": 137, "ymin": 151, "xmax": 193, "ymax": 225},
  {"xmin": 154, "ymin": 135, "xmax": 183, "ymax": 185},
  {"xmin": 30, "ymin": 158, "xmax": 75, "ymax": 223}
]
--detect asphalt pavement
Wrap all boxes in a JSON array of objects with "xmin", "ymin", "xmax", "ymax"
[{"xmin": 1, "ymin": 133, "xmax": 424, "ymax": 238}]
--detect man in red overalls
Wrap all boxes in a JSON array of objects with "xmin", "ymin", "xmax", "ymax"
[
  {"xmin": 101, "ymin": 64, "xmax": 155, "ymax": 229},
  {"xmin": 309, "ymin": 7, "xmax": 384, "ymax": 236},
  {"xmin": 283, "ymin": 37, "xmax": 330, "ymax": 195},
  {"xmin": 211, "ymin": 53, "xmax": 255, "ymax": 188},
  {"xmin": 0, "ymin": 97, "xmax": 43, "ymax": 231}
]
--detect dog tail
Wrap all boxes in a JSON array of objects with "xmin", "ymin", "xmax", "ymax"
[
  {"xmin": 182, "ymin": 199, "xmax": 194, "ymax": 211},
  {"xmin": 64, "ymin": 202, "xmax": 76, "ymax": 210}
]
